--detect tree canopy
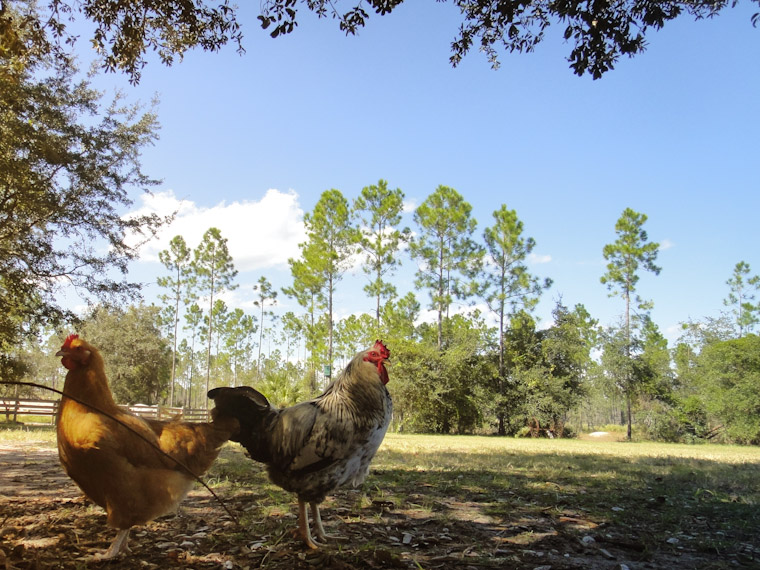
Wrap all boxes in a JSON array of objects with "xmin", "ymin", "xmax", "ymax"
[
  {"xmin": 6, "ymin": 0, "xmax": 757, "ymax": 83},
  {"xmin": 0, "ymin": 2, "xmax": 166, "ymax": 353}
]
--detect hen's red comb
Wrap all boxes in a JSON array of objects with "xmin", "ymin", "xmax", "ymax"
[{"xmin": 62, "ymin": 334, "xmax": 79, "ymax": 349}]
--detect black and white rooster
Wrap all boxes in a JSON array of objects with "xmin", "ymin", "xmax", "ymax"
[{"xmin": 208, "ymin": 340, "xmax": 392, "ymax": 549}]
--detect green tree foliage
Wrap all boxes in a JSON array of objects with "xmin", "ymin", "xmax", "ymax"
[
  {"xmin": 284, "ymin": 243, "xmax": 327, "ymax": 378},
  {"xmin": 532, "ymin": 302, "xmax": 598, "ymax": 435},
  {"xmin": 496, "ymin": 310, "xmax": 543, "ymax": 434},
  {"xmin": 636, "ymin": 317, "xmax": 674, "ymax": 401},
  {"xmin": 0, "ymin": 2, "xmax": 165, "ymax": 354},
  {"xmin": 76, "ymin": 304, "xmax": 171, "ymax": 405},
  {"xmin": 353, "ymin": 180, "xmax": 410, "ymax": 326},
  {"xmin": 221, "ymin": 308, "xmax": 256, "ymax": 387},
  {"xmin": 677, "ymin": 314, "xmax": 736, "ymax": 350},
  {"xmin": 182, "ymin": 302, "xmax": 203, "ymax": 407},
  {"xmin": 392, "ymin": 314, "xmax": 495, "ymax": 434},
  {"xmin": 280, "ymin": 310, "xmax": 305, "ymax": 362},
  {"xmin": 380, "ymin": 292, "xmax": 420, "ymax": 346},
  {"xmin": 157, "ymin": 235, "xmax": 192, "ymax": 405},
  {"xmin": 628, "ymin": 317, "xmax": 677, "ymax": 439},
  {"xmin": 0, "ymin": 353, "xmax": 32, "ymax": 403},
  {"xmin": 696, "ymin": 334, "xmax": 760, "ymax": 444},
  {"xmin": 41, "ymin": 0, "xmax": 243, "ymax": 84},
  {"xmin": 600, "ymin": 207, "xmax": 660, "ymax": 439},
  {"xmin": 410, "ymin": 186, "xmax": 480, "ymax": 351},
  {"xmin": 723, "ymin": 261, "xmax": 760, "ymax": 337},
  {"xmin": 596, "ymin": 316, "xmax": 674, "ymax": 439},
  {"xmin": 252, "ymin": 276, "xmax": 277, "ymax": 373},
  {"xmin": 601, "ymin": 208, "xmax": 661, "ymax": 322},
  {"xmin": 255, "ymin": 358, "xmax": 310, "ymax": 409},
  {"xmin": 258, "ymin": 0, "xmax": 759, "ymax": 79},
  {"xmin": 1, "ymin": 333, "xmax": 61, "ymax": 401},
  {"xmin": 334, "ymin": 313, "xmax": 377, "ymax": 364},
  {"xmin": 669, "ymin": 314, "xmax": 758, "ymax": 443},
  {"xmin": 208, "ymin": 298, "xmax": 229, "ymax": 366},
  {"xmin": 597, "ymin": 324, "xmax": 636, "ymax": 414},
  {"xmin": 191, "ymin": 227, "xmax": 237, "ymax": 402},
  {"xmin": 20, "ymin": 0, "xmax": 756, "ymax": 82},
  {"xmin": 297, "ymin": 189, "xmax": 359, "ymax": 369},
  {"xmin": 477, "ymin": 204, "xmax": 551, "ymax": 432}
]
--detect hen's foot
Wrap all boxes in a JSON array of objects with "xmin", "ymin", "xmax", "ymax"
[{"xmin": 90, "ymin": 529, "xmax": 131, "ymax": 560}]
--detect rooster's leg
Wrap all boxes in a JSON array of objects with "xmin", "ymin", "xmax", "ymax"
[
  {"xmin": 297, "ymin": 500, "xmax": 322, "ymax": 550},
  {"xmin": 310, "ymin": 502, "xmax": 346, "ymax": 543},
  {"xmin": 310, "ymin": 502, "xmax": 328, "ymax": 542},
  {"xmin": 94, "ymin": 528, "xmax": 131, "ymax": 560}
]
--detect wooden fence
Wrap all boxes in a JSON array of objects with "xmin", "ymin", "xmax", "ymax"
[{"xmin": 0, "ymin": 398, "xmax": 210, "ymax": 424}]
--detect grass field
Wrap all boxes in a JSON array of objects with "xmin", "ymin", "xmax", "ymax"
[{"xmin": 1, "ymin": 426, "xmax": 758, "ymax": 568}]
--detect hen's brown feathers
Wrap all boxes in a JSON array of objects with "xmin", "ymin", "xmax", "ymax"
[{"xmin": 55, "ymin": 336, "xmax": 237, "ymax": 537}]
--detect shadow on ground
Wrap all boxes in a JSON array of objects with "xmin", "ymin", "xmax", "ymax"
[{"xmin": 1, "ymin": 442, "xmax": 758, "ymax": 569}]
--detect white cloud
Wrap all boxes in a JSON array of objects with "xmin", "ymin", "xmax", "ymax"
[
  {"xmin": 529, "ymin": 253, "xmax": 552, "ymax": 264},
  {"xmin": 660, "ymin": 238, "xmax": 675, "ymax": 250},
  {"xmin": 402, "ymin": 198, "xmax": 417, "ymax": 214},
  {"xmin": 127, "ymin": 189, "xmax": 306, "ymax": 271}
]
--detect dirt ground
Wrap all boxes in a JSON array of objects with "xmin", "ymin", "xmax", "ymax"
[{"xmin": 0, "ymin": 442, "xmax": 752, "ymax": 569}]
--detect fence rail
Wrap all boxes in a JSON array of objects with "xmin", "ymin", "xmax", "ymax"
[{"xmin": 0, "ymin": 398, "xmax": 210, "ymax": 423}]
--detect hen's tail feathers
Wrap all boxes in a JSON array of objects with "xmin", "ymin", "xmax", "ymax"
[{"xmin": 207, "ymin": 386, "xmax": 277, "ymax": 463}]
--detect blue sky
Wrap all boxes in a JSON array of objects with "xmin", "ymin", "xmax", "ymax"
[{"xmin": 73, "ymin": 1, "xmax": 759, "ymax": 345}]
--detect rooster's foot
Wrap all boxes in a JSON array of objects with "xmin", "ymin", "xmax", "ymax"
[{"xmin": 310, "ymin": 501, "xmax": 348, "ymax": 543}]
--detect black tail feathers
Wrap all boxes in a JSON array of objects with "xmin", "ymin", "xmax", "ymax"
[
  {"xmin": 207, "ymin": 386, "xmax": 276, "ymax": 462},
  {"xmin": 209, "ymin": 386, "xmax": 271, "ymax": 410}
]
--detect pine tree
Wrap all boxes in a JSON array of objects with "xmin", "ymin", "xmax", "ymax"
[
  {"xmin": 410, "ymin": 186, "xmax": 480, "ymax": 350},
  {"xmin": 191, "ymin": 227, "xmax": 237, "ymax": 405},
  {"xmin": 253, "ymin": 276, "xmax": 278, "ymax": 374},
  {"xmin": 600, "ymin": 207, "xmax": 661, "ymax": 440},
  {"xmin": 478, "ymin": 204, "xmax": 551, "ymax": 434},
  {"xmin": 157, "ymin": 235, "xmax": 192, "ymax": 406},
  {"xmin": 292, "ymin": 189, "xmax": 359, "ymax": 374},
  {"xmin": 723, "ymin": 261, "xmax": 760, "ymax": 337},
  {"xmin": 353, "ymin": 180, "xmax": 410, "ymax": 327}
]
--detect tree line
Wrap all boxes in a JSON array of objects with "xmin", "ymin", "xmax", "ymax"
[
  {"xmin": 8, "ymin": 178, "xmax": 760, "ymax": 444},
  {"xmin": 3, "ymin": 2, "xmax": 760, "ymax": 443}
]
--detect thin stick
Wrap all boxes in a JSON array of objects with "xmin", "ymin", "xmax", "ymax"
[{"xmin": 0, "ymin": 380, "xmax": 239, "ymax": 525}]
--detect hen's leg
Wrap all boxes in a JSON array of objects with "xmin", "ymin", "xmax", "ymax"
[
  {"xmin": 297, "ymin": 499, "xmax": 321, "ymax": 549},
  {"xmin": 94, "ymin": 528, "xmax": 131, "ymax": 560}
]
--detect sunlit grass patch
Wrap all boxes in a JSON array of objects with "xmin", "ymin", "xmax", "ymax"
[{"xmin": 0, "ymin": 423, "xmax": 57, "ymax": 445}]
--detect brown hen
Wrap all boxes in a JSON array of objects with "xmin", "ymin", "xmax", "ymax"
[{"xmin": 55, "ymin": 334, "xmax": 238, "ymax": 559}]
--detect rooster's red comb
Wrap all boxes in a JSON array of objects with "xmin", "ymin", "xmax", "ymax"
[
  {"xmin": 62, "ymin": 334, "xmax": 80, "ymax": 349},
  {"xmin": 373, "ymin": 340, "xmax": 389, "ymax": 358}
]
